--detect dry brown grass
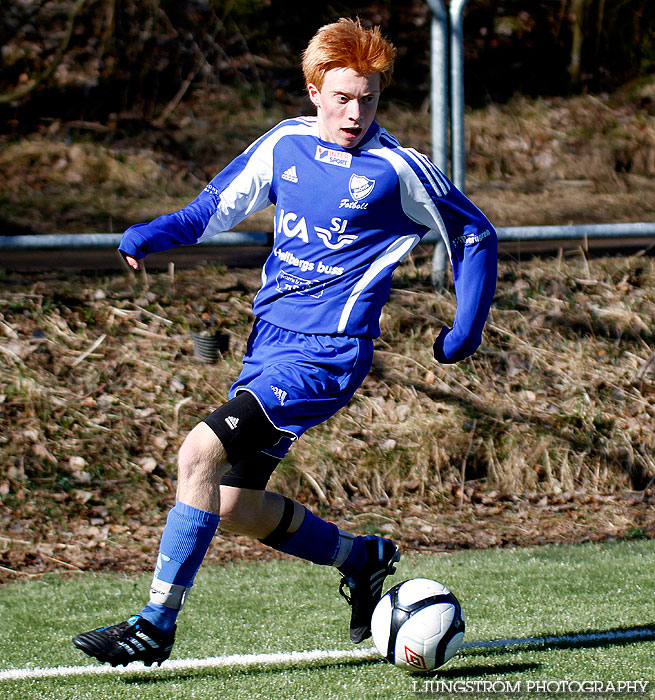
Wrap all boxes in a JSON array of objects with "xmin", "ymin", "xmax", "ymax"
[
  {"xmin": 464, "ymin": 90, "xmax": 655, "ymax": 227},
  {"xmin": 1, "ymin": 250, "xmax": 653, "ymax": 533}
]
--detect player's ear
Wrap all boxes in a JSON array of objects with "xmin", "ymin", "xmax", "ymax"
[{"xmin": 307, "ymin": 83, "xmax": 321, "ymax": 108}]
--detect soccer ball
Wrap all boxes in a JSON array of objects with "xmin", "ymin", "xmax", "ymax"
[{"xmin": 371, "ymin": 578, "xmax": 465, "ymax": 673}]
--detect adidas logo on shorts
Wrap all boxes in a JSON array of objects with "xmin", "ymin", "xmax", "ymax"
[
  {"xmin": 225, "ymin": 416, "xmax": 239, "ymax": 430},
  {"xmin": 270, "ymin": 385, "xmax": 287, "ymax": 406}
]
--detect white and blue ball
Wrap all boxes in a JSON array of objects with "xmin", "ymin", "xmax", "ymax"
[{"xmin": 371, "ymin": 578, "xmax": 465, "ymax": 672}]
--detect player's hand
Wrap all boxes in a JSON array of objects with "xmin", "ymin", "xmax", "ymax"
[
  {"xmin": 123, "ymin": 254, "xmax": 141, "ymax": 271},
  {"xmin": 432, "ymin": 326, "xmax": 450, "ymax": 364}
]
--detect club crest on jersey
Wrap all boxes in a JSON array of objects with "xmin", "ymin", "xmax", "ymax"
[
  {"xmin": 349, "ymin": 174, "xmax": 375, "ymax": 201},
  {"xmin": 315, "ymin": 145, "xmax": 352, "ymax": 168}
]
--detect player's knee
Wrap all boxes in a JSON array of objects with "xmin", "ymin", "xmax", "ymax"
[{"xmin": 177, "ymin": 422, "xmax": 228, "ymax": 483}]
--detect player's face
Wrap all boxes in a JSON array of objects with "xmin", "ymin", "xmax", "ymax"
[{"xmin": 308, "ymin": 67, "xmax": 381, "ymax": 149}]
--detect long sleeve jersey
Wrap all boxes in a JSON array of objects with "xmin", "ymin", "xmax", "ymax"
[{"xmin": 119, "ymin": 117, "xmax": 497, "ymax": 362}]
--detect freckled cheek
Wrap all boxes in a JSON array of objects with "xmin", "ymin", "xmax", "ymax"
[
  {"xmin": 326, "ymin": 105, "xmax": 344, "ymax": 122},
  {"xmin": 363, "ymin": 103, "xmax": 377, "ymax": 118},
  {"xmin": 361, "ymin": 109, "xmax": 376, "ymax": 128}
]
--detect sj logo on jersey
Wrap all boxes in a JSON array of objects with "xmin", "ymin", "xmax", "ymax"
[{"xmin": 314, "ymin": 217, "xmax": 358, "ymax": 250}]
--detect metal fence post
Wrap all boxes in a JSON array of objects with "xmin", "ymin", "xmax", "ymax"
[
  {"xmin": 425, "ymin": 0, "xmax": 450, "ymax": 288},
  {"xmin": 449, "ymin": 0, "xmax": 468, "ymax": 194},
  {"xmin": 426, "ymin": 0, "xmax": 449, "ymax": 175}
]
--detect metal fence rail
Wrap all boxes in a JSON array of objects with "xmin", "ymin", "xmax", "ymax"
[
  {"xmin": 3, "ymin": 222, "xmax": 654, "ymax": 254},
  {"xmin": 2, "ymin": 222, "xmax": 654, "ymax": 287},
  {"xmin": 426, "ymin": 223, "xmax": 655, "ymax": 286},
  {"xmin": 426, "ymin": 222, "xmax": 655, "ymax": 244},
  {"xmin": 0, "ymin": 231, "xmax": 270, "ymax": 251}
]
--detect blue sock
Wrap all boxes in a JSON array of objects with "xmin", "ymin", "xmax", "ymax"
[
  {"xmin": 275, "ymin": 509, "xmax": 340, "ymax": 565},
  {"xmin": 139, "ymin": 501, "xmax": 219, "ymax": 634},
  {"xmin": 271, "ymin": 510, "xmax": 371, "ymax": 574},
  {"xmin": 336, "ymin": 534, "xmax": 369, "ymax": 577}
]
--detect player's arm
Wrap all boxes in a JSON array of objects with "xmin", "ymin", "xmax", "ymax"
[
  {"xmin": 118, "ymin": 189, "xmax": 221, "ymax": 262},
  {"xmin": 394, "ymin": 151, "xmax": 498, "ymax": 363},
  {"xmin": 432, "ymin": 214, "xmax": 497, "ymax": 364},
  {"xmin": 118, "ymin": 143, "xmax": 273, "ymax": 265}
]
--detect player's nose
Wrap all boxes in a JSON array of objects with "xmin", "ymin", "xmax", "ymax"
[{"xmin": 346, "ymin": 99, "xmax": 362, "ymax": 121}]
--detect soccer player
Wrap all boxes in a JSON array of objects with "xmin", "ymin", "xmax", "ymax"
[{"xmin": 73, "ymin": 18, "xmax": 497, "ymax": 667}]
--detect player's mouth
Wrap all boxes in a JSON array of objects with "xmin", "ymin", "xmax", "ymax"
[{"xmin": 342, "ymin": 126, "xmax": 362, "ymax": 140}]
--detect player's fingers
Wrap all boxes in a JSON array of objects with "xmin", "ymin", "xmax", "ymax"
[{"xmin": 126, "ymin": 255, "xmax": 141, "ymax": 270}]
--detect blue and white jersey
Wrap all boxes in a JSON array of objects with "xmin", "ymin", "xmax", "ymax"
[{"xmin": 119, "ymin": 117, "xmax": 497, "ymax": 360}]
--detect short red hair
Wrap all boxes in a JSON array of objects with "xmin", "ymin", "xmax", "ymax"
[{"xmin": 302, "ymin": 18, "xmax": 396, "ymax": 91}]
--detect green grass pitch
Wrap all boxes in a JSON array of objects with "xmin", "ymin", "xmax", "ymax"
[{"xmin": 0, "ymin": 539, "xmax": 653, "ymax": 700}]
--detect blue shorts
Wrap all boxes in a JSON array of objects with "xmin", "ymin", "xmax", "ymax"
[{"xmin": 229, "ymin": 318, "xmax": 374, "ymax": 459}]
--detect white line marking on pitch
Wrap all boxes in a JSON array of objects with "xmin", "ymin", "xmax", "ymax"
[
  {"xmin": 0, "ymin": 647, "xmax": 379, "ymax": 681},
  {"xmin": 2, "ymin": 627, "xmax": 654, "ymax": 682}
]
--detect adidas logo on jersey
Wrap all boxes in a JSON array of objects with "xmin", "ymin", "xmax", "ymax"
[
  {"xmin": 270, "ymin": 385, "xmax": 287, "ymax": 406},
  {"xmin": 224, "ymin": 416, "xmax": 239, "ymax": 430},
  {"xmin": 281, "ymin": 165, "xmax": 299, "ymax": 183}
]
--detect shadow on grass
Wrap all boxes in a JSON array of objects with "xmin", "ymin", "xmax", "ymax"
[
  {"xmin": 119, "ymin": 656, "xmax": 542, "ymax": 687},
  {"xmin": 462, "ymin": 624, "xmax": 655, "ymax": 657},
  {"xmin": 119, "ymin": 655, "xmax": 379, "ymax": 685},
  {"xmin": 425, "ymin": 661, "xmax": 541, "ymax": 680}
]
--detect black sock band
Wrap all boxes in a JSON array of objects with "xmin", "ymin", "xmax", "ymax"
[{"xmin": 259, "ymin": 496, "xmax": 299, "ymax": 549}]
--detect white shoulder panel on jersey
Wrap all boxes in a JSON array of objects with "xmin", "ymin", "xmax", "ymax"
[
  {"xmin": 200, "ymin": 120, "xmax": 319, "ymax": 241},
  {"xmin": 373, "ymin": 130, "xmax": 450, "ymax": 195},
  {"xmin": 365, "ymin": 135, "xmax": 453, "ymax": 262}
]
